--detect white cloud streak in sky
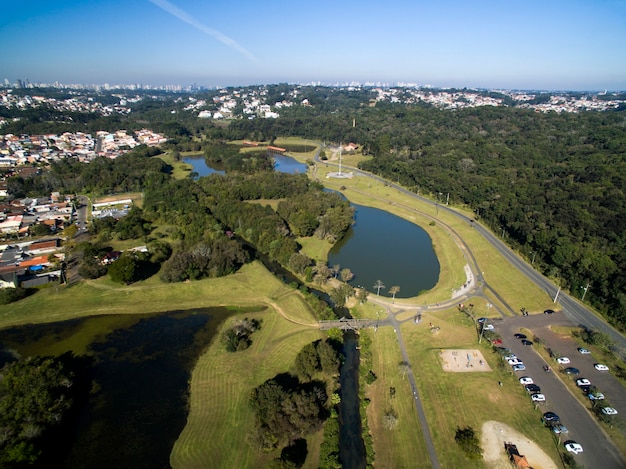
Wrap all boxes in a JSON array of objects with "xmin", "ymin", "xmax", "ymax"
[{"xmin": 148, "ymin": 0, "xmax": 258, "ymax": 63}]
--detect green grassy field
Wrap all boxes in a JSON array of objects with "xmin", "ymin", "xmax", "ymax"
[
  {"xmin": 170, "ymin": 292, "xmax": 324, "ymax": 468},
  {"xmin": 362, "ymin": 326, "xmax": 429, "ymax": 468}
]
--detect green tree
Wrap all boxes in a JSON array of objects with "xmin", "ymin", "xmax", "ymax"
[
  {"xmin": 294, "ymin": 343, "xmax": 320, "ymax": 380},
  {"xmin": 0, "ymin": 356, "xmax": 75, "ymax": 466},
  {"xmin": 454, "ymin": 426, "xmax": 483, "ymax": 460},
  {"xmin": 108, "ymin": 253, "xmax": 138, "ymax": 284},
  {"xmin": 389, "ymin": 285, "xmax": 400, "ymax": 303}
]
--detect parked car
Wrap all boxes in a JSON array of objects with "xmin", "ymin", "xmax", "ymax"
[
  {"xmin": 557, "ymin": 357, "xmax": 570, "ymax": 364},
  {"xmin": 514, "ymin": 333, "xmax": 527, "ymax": 339},
  {"xmin": 594, "ymin": 364, "xmax": 609, "ymax": 371},
  {"xmin": 601, "ymin": 407, "xmax": 618, "ymax": 415},
  {"xmin": 544, "ymin": 309, "xmax": 555, "ymax": 314},
  {"xmin": 576, "ymin": 378, "xmax": 591, "ymax": 387},
  {"xmin": 577, "ymin": 348, "xmax": 591, "ymax": 354},
  {"xmin": 564, "ymin": 441, "xmax": 583, "ymax": 454},
  {"xmin": 525, "ymin": 384, "xmax": 541, "ymax": 393},
  {"xmin": 519, "ymin": 376, "xmax": 534, "ymax": 385},
  {"xmin": 512, "ymin": 364, "xmax": 526, "ymax": 371},
  {"xmin": 542, "ymin": 412, "xmax": 560, "ymax": 423},
  {"xmin": 521, "ymin": 339, "xmax": 533, "ymax": 346},
  {"xmin": 482, "ymin": 324, "xmax": 495, "ymax": 331},
  {"xmin": 508, "ymin": 358, "xmax": 522, "ymax": 365},
  {"xmin": 563, "ymin": 367, "xmax": 580, "ymax": 375},
  {"xmin": 504, "ymin": 354, "xmax": 518, "ymax": 361},
  {"xmin": 531, "ymin": 393, "xmax": 546, "ymax": 402},
  {"xmin": 588, "ymin": 392, "xmax": 605, "ymax": 400},
  {"xmin": 477, "ymin": 317, "xmax": 488, "ymax": 323},
  {"xmin": 552, "ymin": 424, "xmax": 568, "ymax": 434}
]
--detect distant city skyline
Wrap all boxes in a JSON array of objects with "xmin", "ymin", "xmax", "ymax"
[{"xmin": 2, "ymin": 0, "xmax": 625, "ymax": 91}]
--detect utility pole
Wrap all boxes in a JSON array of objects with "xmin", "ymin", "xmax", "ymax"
[
  {"xmin": 531, "ymin": 251, "xmax": 536, "ymax": 265},
  {"xmin": 553, "ymin": 286, "xmax": 561, "ymax": 304},
  {"xmin": 446, "ymin": 193, "xmax": 449, "ymax": 205}
]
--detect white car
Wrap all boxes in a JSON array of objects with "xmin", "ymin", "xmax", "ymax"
[
  {"xmin": 504, "ymin": 354, "xmax": 518, "ymax": 361},
  {"xmin": 576, "ymin": 378, "xmax": 591, "ymax": 387},
  {"xmin": 508, "ymin": 358, "xmax": 522, "ymax": 365},
  {"xmin": 565, "ymin": 441, "xmax": 583, "ymax": 454},
  {"xmin": 577, "ymin": 348, "xmax": 591, "ymax": 354},
  {"xmin": 556, "ymin": 357, "xmax": 570, "ymax": 364},
  {"xmin": 519, "ymin": 376, "xmax": 534, "ymax": 385},
  {"xmin": 601, "ymin": 407, "xmax": 618, "ymax": 415},
  {"xmin": 531, "ymin": 393, "xmax": 546, "ymax": 402},
  {"xmin": 594, "ymin": 364, "xmax": 609, "ymax": 371},
  {"xmin": 588, "ymin": 392, "xmax": 605, "ymax": 401},
  {"xmin": 482, "ymin": 324, "xmax": 495, "ymax": 331}
]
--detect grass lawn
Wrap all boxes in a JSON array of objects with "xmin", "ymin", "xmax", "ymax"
[
  {"xmin": 363, "ymin": 326, "xmax": 429, "ymax": 468},
  {"xmin": 170, "ymin": 295, "xmax": 324, "ymax": 469},
  {"xmin": 156, "ymin": 151, "xmax": 196, "ymax": 180},
  {"xmin": 0, "ymin": 261, "xmax": 309, "ymax": 328},
  {"xmin": 400, "ymin": 309, "xmax": 562, "ymax": 467}
]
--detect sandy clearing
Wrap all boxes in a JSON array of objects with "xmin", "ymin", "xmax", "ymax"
[
  {"xmin": 440, "ymin": 349, "xmax": 492, "ymax": 372},
  {"xmin": 481, "ymin": 420, "xmax": 558, "ymax": 469}
]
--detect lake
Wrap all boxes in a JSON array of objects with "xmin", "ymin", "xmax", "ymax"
[{"xmin": 328, "ymin": 204, "xmax": 440, "ymax": 298}]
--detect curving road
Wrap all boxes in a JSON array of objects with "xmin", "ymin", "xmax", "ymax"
[{"xmin": 312, "ymin": 148, "xmax": 626, "ymax": 467}]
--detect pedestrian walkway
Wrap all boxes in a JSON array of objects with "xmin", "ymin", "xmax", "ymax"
[{"xmin": 451, "ymin": 264, "xmax": 474, "ymax": 298}]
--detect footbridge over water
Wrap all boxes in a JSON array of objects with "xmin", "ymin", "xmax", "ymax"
[{"xmin": 318, "ymin": 317, "xmax": 379, "ymax": 331}]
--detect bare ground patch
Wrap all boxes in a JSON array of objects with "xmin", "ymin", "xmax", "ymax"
[
  {"xmin": 481, "ymin": 420, "xmax": 558, "ymax": 469},
  {"xmin": 439, "ymin": 349, "xmax": 492, "ymax": 372}
]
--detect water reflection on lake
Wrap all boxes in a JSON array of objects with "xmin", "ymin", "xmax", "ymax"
[
  {"xmin": 182, "ymin": 156, "xmax": 225, "ymax": 178},
  {"xmin": 182, "ymin": 153, "xmax": 307, "ymax": 178},
  {"xmin": 0, "ymin": 307, "xmax": 247, "ymax": 468},
  {"xmin": 328, "ymin": 204, "xmax": 440, "ymax": 298},
  {"xmin": 272, "ymin": 154, "xmax": 308, "ymax": 174}
]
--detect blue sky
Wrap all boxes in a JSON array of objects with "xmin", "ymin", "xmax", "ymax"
[{"xmin": 1, "ymin": 0, "xmax": 625, "ymax": 90}]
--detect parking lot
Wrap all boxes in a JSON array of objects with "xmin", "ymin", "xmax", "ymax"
[{"xmin": 496, "ymin": 312, "xmax": 626, "ymax": 468}]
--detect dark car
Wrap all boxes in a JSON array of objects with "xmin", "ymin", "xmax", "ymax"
[
  {"xmin": 544, "ymin": 309, "xmax": 555, "ymax": 314},
  {"xmin": 542, "ymin": 411, "xmax": 560, "ymax": 423},
  {"xmin": 563, "ymin": 367, "xmax": 580, "ymax": 375},
  {"xmin": 525, "ymin": 384, "xmax": 541, "ymax": 393},
  {"xmin": 521, "ymin": 339, "xmax": 534, "ymax": 346},
  {"xmin": 514, "ymin": 333, "xmax": 527, "ymax": 339}
]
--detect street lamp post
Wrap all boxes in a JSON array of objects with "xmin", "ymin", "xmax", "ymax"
[{"xmin": 581, "ymin": 282, "xmax": 590, "ymax": 301}]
